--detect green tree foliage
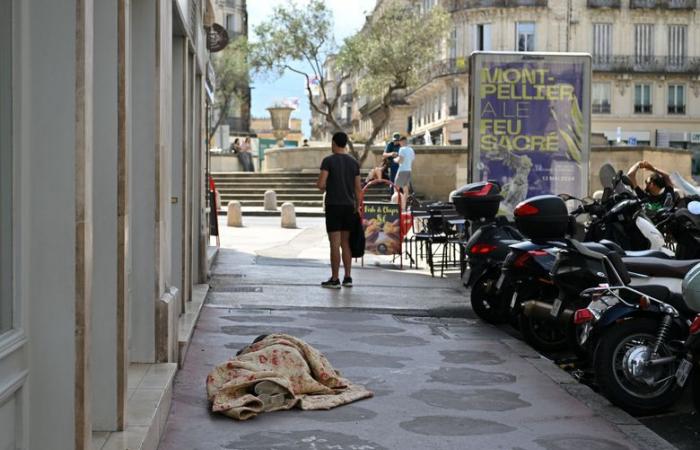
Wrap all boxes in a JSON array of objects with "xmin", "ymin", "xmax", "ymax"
[
  {"xmin": 210, "ymin": 36, "xmax": 250, "ymax": 141},
  {"xmin": 339, "ymin": 2, "xmax": 450, "ymax": 161},
  {"xmin": 251, "ymin": 0, "xmax": 351, "ymax": 149},
  {"xmin": 252, "ymin": 0, "xmax": 449, "ymax": 162}
]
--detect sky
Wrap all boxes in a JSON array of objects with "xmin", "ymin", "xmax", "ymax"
[{"xmin": 247, "ymin": 0, "xmax": 377, "ymax": 138}]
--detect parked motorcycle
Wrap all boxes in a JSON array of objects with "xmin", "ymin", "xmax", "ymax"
[
  {"xmin": 452, "ymin": 182, "xmax": 523, "ymax": 324},
  {"xmin": 572, "ymin": 259, "xmax": 700, "ymax": 415}
]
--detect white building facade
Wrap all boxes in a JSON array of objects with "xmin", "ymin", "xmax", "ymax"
[
  {"xmin": 319, "ymin": 0, "xmax": 700, "ymax": 160},
  {"xmin": 0, "ymin": 0, "xmax": 213, "ymax": 449}
]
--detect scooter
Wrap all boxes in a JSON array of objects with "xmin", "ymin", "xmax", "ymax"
[{"xmin": 452, "ymin": 181, "xmax": 524, "ymax": 324}]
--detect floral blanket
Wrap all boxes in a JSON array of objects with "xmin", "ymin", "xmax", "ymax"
[{"xmin": 206, "ymin": 334, "xmax": 373, "ymax": 420}]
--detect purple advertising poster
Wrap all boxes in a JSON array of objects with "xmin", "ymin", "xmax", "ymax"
[{"xmin": 470, "ymin": 53, "xmax": 591, "ymax": 214}]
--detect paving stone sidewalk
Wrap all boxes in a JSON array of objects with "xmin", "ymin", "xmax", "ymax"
[{"xmin": 158, "ymin": 217, "xmax": 674, "ymax": 450}]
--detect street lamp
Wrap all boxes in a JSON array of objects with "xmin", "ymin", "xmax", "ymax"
[{"xmin": 266, "ymin": 106, "xmax": 294, "ymax": 147}]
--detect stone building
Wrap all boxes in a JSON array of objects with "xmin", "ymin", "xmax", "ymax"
[
  {"xmin": 319, "ymin": 0, "xmax": 700, "ymax": 157},
  {"xmin": 212, "ymin": 0, "xmax": 251, "ymax": 135},
  {"xmin": 0, "ymin": 1, "xmax": 214, "ymax": 449}
]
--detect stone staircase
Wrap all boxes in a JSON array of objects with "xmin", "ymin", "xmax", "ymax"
[{"xmin": 212, "ymin": 172, "xmax": 393, "ymax": 216}]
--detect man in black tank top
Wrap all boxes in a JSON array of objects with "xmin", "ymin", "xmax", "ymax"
[{"xmin": 317, "ymin": 132, "xmax": 361, "ymax": 289}]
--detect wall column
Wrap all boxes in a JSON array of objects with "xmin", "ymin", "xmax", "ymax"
[{"xmin": 129, "ymin": 0, "xmax": 157, "ymax": 363}]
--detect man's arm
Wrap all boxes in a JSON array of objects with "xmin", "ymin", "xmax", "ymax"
[
  {"xmin": 317, "ymin": 170, "xmax": 329, "ymax": 192},
  {"xmin": 394, "ymin": 147, "xmax": 405, "ymax": 165},
  {"xmin": 354, "ymin": 175, "xmax": 362, "ymax": 213},
  {"xmin": 627, "ymin": 161, "xmax": 642, "ymax": 189}
]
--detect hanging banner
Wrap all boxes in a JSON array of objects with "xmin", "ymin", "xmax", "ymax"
[
  {"xmin": 469, "ymin": 52, "xmax": 591, "ymax": 213},
  {"xmin": 363, "ymin": 202, "xmax": 401, "ymax": 255}
]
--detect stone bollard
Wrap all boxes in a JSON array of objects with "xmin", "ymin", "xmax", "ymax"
[
  {"xmin": 592, "ymin": 190, "xmax": 603, "ymax": 201},
  {"xmin": 281, "ymin": 202, "xmax": 297, "ymax": 229},
  {"xmin": 227, "ymin": 201, "xmax": 243, "ymax": 227},
  {"xmin": 264, "ymin": 190, "xmax": 278, "ymax": 211}
]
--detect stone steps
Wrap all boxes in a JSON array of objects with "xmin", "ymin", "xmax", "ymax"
[{"xmin": 212, "ymin": 171, "xmax": 393, "ymax": 214}]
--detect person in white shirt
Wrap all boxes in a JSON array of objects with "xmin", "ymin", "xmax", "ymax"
[{"xmin": 393, "ymin": 136, "xmax": 415, "ymax": 211}]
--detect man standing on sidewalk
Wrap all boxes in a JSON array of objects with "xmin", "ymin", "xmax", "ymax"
[{"xmin": 317, "ymin": 132, "xmax": 362, "ymax": 289}]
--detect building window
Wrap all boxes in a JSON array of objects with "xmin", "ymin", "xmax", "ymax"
[
  {"xmin": 449, "ymin": 27, "xmax": 457, "ymax": 61},
  {"xmin": 668, "ymin": 84, "xmax": 685, "ymax": 115},
  {"xmin": 226, "ymin": 14, "xmax": 238, "ymax": 34},
  {"xmin": 516, "ymin": 22, "xmax": 535, "ymax": 52},
  {"xmin": 592, "ymin": 83, "xmax": 611, "ymax": 114},
  {"xmin": 476, "ymin": 24, "xmax": 491, "ymax": 51},
  {"xmin": 634, "ymin": 24, "xmax": 654, "ymax": 65},
  {"xmin": 0, "ymin": 0, "xmax": 12, "ymax": 333},
  {"xmin": 420, "ymin": 0, "xmax": 435, "ymax": 13},
  {"xmin": 592, "ymin": 23, "xmax": 612, "ymax": 65},
  {"xmin": 450, "ymin": 87, "xmax": 459, "ymax": 116},
  {"xmin": 668, "ymin": 25, "xmax": 687, "ymax": 68},
  {"xmin": 634, "ymin": 84, "xmax": 652, "ymax": 114}
]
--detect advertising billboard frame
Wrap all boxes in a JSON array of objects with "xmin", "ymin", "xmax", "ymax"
[{"xmin": 469, "ymin": 51, "xmax": 592, "ymax": 211}]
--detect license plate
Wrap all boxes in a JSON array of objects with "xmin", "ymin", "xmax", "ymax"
[
  {"xmin": 676, "ymin": 359, "xmax": 693, "ymax": 387},
  {"xmin": 495, "ymin": 273, "xmax": 506, "ymax": 290},
  {"xmin": 551, "ymin": 299, "xmax": 562, "ymax": 317}
]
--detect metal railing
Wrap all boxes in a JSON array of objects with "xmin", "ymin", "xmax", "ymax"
[
  {"xmin": 592, "ymin": 103, "xmax": 611, "ymax": 114},
  {"xmin": 587, "ymin": 0, "xmax": 621, "ymax": 7},
  {"xmin": 592, "ymin": 55, "xmax": 700, "ymax": 73},
  {"xmin": 417, "ymin": 58, "xmax": 469, "ymax": 86},
  {"xmin": 448, "ymin": 0, "xmax": 547, "ymax": 11},
  {"xmin": 630, "ymin": 0, "xmax": 696, "ymax": 9}
]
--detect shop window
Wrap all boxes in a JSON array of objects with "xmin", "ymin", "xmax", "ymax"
[
  {"xmin": 592, "ymin": 83, "xmax": 611, "ymax": 114},
  {"xmin": 668, "ymin": 84, "xmax": 685, "ymax": 115},
  {"xmin": 634, "ymin": 84, "xmax": 652, "ymax": 114},
  {"xmin": 0, "ymin": 0, "xmax": 12, "ymax": 333},
  {"xmin": 516, "ymin": 22, "xmax": 535, "ymax": 52}
]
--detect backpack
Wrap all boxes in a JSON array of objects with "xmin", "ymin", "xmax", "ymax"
[{"xmin": 350, "ymin": 213, "xmax": 365, "ymax": 258}]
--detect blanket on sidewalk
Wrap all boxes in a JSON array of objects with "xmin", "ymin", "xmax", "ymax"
[{"xmin": 206, "ymin": 334, "xmax": 373, "ymax": 420}]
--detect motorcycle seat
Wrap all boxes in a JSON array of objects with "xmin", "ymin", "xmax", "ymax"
[
  {"xmin": 625, "ymin": 284, "xmax": 699, "ymax": 315},
  {"xmin": 624, "ymin": 249, "xmax": 671, "ymax": 259},
  {"xmin": 621, "ymin": 257, "xmax": 700, "ymax": 279}
]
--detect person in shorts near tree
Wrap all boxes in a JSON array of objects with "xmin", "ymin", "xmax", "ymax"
[
  {"xmin": 394, "ymin": 136, "xmax": 415, "ymax": 212},
  {"xmin": 317, "ymin": 132, "xmax": 362, "ymax": 289}
]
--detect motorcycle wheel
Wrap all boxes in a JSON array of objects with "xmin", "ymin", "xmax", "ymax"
[
  {"xmin": 470, "ymin": 271, "xmax": 508, "ymax": 325},
  {"xmin": 593, "ymin": 318, "xmax": 681, "ymax": 415},
  {"xmin": 518, "ymin": 313, "xmax": 568, "ymax": 353}
]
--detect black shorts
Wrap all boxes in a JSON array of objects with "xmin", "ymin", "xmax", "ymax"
[{"xmin": 325, "ymin": 205, "xmax": 356, "ymax": 232}]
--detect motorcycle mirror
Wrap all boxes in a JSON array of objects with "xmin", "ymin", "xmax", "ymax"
[
  {"xmin": 599, "ymin": 164, "xmax": 616, "ymax": 190},
  {"xmin": 602, "ymin": 187, "xmax": 612, "ymax": 202},
  {"xmin": 689, "ymin": 201, "xmax": 700, "ymax": 215}
]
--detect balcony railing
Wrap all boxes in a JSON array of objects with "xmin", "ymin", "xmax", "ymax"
[
  {"xmin": 630, "ymin": 0, "xmax": 696, "ymax": 9},
  {"xmin": 592, "ymin": 103, "xmax": 611, "ymax": 114},
  {"xmin": 448, "ymin": 0, "xmax": 547, "ymax": 11},
  {"xmin": 416, "ymin": 58, "xmax": 469, "ymax": 89},
  {"xmin": 592, "ymin": 55, "xmax": 700, "ymax": 73},
  {"xmin": 587, "ymin": 0, "xmax": 621, "ymax": 7}
]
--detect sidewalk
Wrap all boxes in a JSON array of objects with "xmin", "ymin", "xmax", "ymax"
[{"xmin": 158, "ymin": 217, "xmax": 674, "ymax": 450}]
